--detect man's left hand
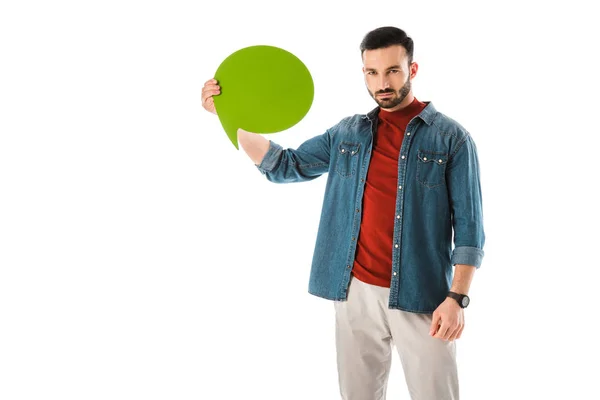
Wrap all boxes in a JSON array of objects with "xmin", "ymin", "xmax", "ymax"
[{"xmin": 429, "ymin": 297, "xmax": 464, "ymax": 341}]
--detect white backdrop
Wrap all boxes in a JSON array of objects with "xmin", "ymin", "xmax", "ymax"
[{"xmin": 1, "ymin": 1, "xmax": 599, "ymax": 399}]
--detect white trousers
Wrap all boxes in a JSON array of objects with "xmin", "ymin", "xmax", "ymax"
[{"xmin": 334, "ymin": 276, "xmax": 459, "ymax": 400}]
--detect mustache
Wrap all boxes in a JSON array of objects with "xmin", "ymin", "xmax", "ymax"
[{"xmin": 375, "ymin": 89, "xmax": 396, "ymax": 95}]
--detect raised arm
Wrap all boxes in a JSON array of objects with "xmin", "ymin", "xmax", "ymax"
[
  {"xmin": 253, "ymin": 128, "xmax": 332, "ymax": 184},
  {"xmin": 237, "ymin": 128, "xmax": 270, "ymax": 165},
  {"xmin": 202, "ymin": 78, "xmax": 332, "ymax": 184}
]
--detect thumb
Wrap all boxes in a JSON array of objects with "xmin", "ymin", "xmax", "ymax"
[{"xmin": 430, "ymin": 313, "xmax": 441, "ymax": 336}]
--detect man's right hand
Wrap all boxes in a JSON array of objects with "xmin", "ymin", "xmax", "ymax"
[
  {"xmin": 201, "ymin": 78, "xmax": 220, "ymax": 115},
  {"xmin": 201, "ymin": 77, "xmax": 269, "ymax": 165}
]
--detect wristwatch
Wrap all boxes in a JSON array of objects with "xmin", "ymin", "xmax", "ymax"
[{"xmin": 447, "ymin": 291, "xmax": 470, "ymax": 308}]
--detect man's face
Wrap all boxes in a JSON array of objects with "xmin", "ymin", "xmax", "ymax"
[{"xmin": 362, "ymin": 45, "xmax": 416, "ymax": 111}]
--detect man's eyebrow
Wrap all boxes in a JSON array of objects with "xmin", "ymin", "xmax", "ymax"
[{"xmin": 364, "ymin": 65, "xmax": 402, "ymax": 71}]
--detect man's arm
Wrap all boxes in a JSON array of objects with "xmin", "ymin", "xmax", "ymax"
[
  {"xmin": 430, "ymin": 264, "xmax": 475, "ymax": 341},
  {"xmin": 237, "ymin": 128, "xmax": 270, "ymax": 165},
  {"xmin": 450, "ymin": 264, "xmax": 476, "ymax": 294},
  {"xmin": 245, "ymin": 127, "xmax": 332, "ymax": 184},
  {"xmin": 202, "ymin": 79, "xmax": 331, "ymax": 182},
  {"xmin": 446, "ymin": 133, "xmax": 485, "ymax": 295},
  {"xmin": 430, "ymin": 134, "xmax": 485, "ymax": 341},
  {"xmin": 446, "ymin": 134, "xmax": 486, "ymax": 268}
]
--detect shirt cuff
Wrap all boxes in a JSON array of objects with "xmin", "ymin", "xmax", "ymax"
[
  {"xmin": 451, "ymin": 246, "xmax": 484, "ymax": 268},
  {"xmin": 255, "ymin": 141, "xmax": 283, "ymax": 173}
]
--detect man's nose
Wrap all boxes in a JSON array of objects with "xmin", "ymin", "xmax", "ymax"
[{"xmin": 379, "ymin": 76, "xmax": 390, "ymax": 89}]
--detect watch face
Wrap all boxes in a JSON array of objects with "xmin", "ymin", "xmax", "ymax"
[{"xmin": 462, "ymin": 296, "xmax": 470, "ymax": 307}]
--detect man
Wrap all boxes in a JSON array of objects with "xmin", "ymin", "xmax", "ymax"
[{"xmin": 201, "ymin": 26, "xmax": 485, "ymax": 400}]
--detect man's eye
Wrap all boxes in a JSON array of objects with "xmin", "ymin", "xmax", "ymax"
[{"xmin": 390, "ymin": 70, "xmax": 399, "ymax": 74}]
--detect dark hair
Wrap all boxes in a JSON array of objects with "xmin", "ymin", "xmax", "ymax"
[{"xmin": 360, "ymin": 26, "xmax": 414, "ymax": 65}]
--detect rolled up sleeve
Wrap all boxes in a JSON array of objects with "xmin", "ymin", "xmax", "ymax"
[{"xmin": 255, "ymin": 129, "xmax": 332, "ymax": 183}]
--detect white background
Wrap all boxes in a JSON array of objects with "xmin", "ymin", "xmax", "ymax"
[{"xmin": 1, "ymin": 1, "xmax": 599, "ymax": 399}]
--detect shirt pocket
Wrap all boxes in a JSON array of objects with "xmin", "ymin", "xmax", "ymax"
[
  {"xmin": 335, "ymin": 142, "xmax": 361, "ymax": 178},
  {"xmin": 416, "ymin": 150, "xmax": 448, "ymax": 188}
]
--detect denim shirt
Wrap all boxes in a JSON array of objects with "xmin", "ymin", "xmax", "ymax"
[{"xmin": 255, "ymin": 102, "xmax": 485, "ymax": 313}]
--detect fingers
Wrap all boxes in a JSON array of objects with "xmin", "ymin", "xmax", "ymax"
[
  {"xmin": 450, "ymin": 314, "xmax": 465, "ymax": 341},
  {"xmin": 429, "ymin": 313, "xmax": 442, "ymax": 336},
  {"xmin": 202, "ymin": 86, "xmax": 220, "ymax": 103},
  {"xmin": 434, "ymin": 322, "xmax": 450, "ymax": 340},
  {"xmin": 439, "ymin": 320, "xmax": 464, "ymax": 341},
  {"xmin": 455, "ymin": 323, "xmax": 465, "ymax": 340},
  {"xmin": 447, "ymin": 324, "xmax": 461, "ymax": 341},
  {"xmin": 201, "ymin": 78, "xmax": 220, "ymax": 104},
  {"xmin": 432, "ymin": 316, "xmax": 464, "ymax": 341},
  {"xmin": 203, "ymin": 78, "xmax": 219, "ymax": 90},
  {"xmin": 448, "ymin": 325, "xmax": 465, "ymax": 341}
]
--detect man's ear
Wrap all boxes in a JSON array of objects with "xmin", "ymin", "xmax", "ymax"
[{"xmin": 410, "ymin": 62, "xmax": 419, "ymax": 79}]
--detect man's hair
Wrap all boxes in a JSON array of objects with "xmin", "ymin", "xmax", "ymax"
[{"xmin": 360, "ymin": 26, "xmax": 414, "ymax": 66}]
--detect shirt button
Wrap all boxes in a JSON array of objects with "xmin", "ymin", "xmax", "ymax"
[
  {"xmin": 423, "ymin": 157, "xmax": 428, "ymax": 161},
  {"xmin": 347, "ymin": 265, "xmax": 350, "ymax": 269},
  {"xmin": 401, "ymin": 155, "xmax": 405, "ymax": 159},
  {"xmin": 397, "ymin": 215, "xmax": 400, "ymax": 219},
  {"xmin": 395, "ymin": 244, "xmax": 399, "ymax": 248},
  {"xmin": 341, "ymin": 149, "xmax": 345, "ymax": 153},
  {"xmin": 438, "ymin": 159, "xmax": 443, "ymax": 163},
  {"xmin": 398, "ymin": 185, "xmax": 402, "ymax": 190},
  {"xmin": 407, "ymin": 132, "xmax": 411, "ymax": 136},
  {"xmin": 393, "ymin": 272, "xmax": 397, "ymax": 276},
  {"xmin": 352, "ymin": 237, "xmax": 355, "ymax": 241},
  {"xmin": 356, "ymin": 209, "xmax": 360, "ymax": 213}
]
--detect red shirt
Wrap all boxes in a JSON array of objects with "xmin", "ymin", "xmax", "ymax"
[{"xmin": 352, "ymin": 97, "xmax": 427, "ymax": 287}]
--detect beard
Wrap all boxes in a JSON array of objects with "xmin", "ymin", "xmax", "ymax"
[{"xmin": 369, "ymin": 76, "xmax": 411, "ymax": 109}]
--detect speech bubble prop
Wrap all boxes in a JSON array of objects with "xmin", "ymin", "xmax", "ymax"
[{"xmin": 213, "ymin": 45, "xmax": 314, "ymax": 149}]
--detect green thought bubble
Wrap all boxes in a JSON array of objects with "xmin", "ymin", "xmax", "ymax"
[{"xmin": 213, "ymin": 45, "xmax": 314, "ymax": 149}]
